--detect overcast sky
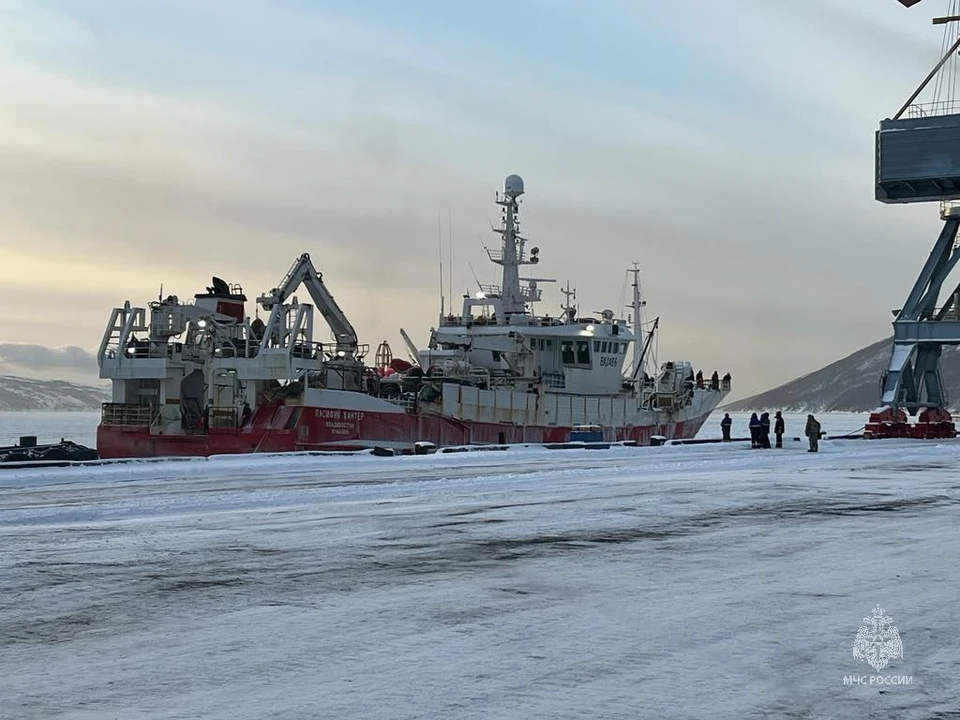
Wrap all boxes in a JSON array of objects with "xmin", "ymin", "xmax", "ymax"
[{"xmin": 0, "ymin": 0, "xmax": 953, "ymax": 398}]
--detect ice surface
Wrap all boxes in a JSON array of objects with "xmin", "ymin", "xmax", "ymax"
[
  {"xmin": 0, "ymin": 410, "xmax": 871, "ymax": 452},
  {"xmin": 0, "ymin": 411, "xmax": 100, "ymax": 448},
  {"xmin": 2, "ymin": 430, "xmax": 959, "ymax": 719}
]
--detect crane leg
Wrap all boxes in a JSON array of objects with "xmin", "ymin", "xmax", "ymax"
[{"xmin": 871, "ymin": 214, "xmax": 960, "ymax": 438}]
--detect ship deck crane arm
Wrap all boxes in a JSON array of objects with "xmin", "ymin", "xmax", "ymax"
[{"xmin": 258, "ymin": 253, "xmax": 359, "ymax": 354}]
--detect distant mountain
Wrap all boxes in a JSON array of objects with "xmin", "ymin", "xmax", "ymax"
[
  {"xmin": 723, "ymin": 338, "xmax": 960, "ymax": 413},
  {"xmin": 0, "ymin": 375, "xmax": 109, "ymax": 411}
]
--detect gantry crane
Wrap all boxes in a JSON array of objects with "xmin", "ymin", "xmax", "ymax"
[{"xmin": 869, "ymin": 0, "xmax": 960, "ymax": 437}]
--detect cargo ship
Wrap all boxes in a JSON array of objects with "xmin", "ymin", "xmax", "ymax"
[{"xmin": 96, "ymin": 175, "xmax": 729, "ymax": 457}]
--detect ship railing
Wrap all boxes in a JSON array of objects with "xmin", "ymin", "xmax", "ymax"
[
  {"xmin": 905, "ymin": 100, "xmax": 960, "ymax": 119},
  {"xmin": 212, "ymin": 339, "xmax": 261, "ymax": 359},
  {"xmin": 101, "ymin": 402, "xmax": 155, "ymax": 427},
  {"xmin": 541, "ymin": 372, "xmax": 565, "ymax": 389},
  {"xmin": 517, "ymin": 286, "xmax": 542, "ymax": 303},
  {"xmin": 468, "ymin": 367, "xmax": 492, "ymax": 385},
  {"xmin": 107, "ymin": 339, "xmax": 260, "ymax": 362},
  {"xmin": 645, "ymin": 392, "xmax": 685, "ymax": 411},
  {"xmin": 209, "ymin": 406, "xmax": 238, "ymax": 429},
  {"xmin": 103, "ymin": 340, "xmax": 183, "ymax": 361},
  {"xmin": 382, "ymin": 394, "xmax": 418, "ymax": 412},
  {"xmin": 307, "ymin": 341, "xmax": 371, "ymax": 362}
]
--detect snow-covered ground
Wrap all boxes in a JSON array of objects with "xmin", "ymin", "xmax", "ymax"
[{"xmin": 1, "ymin": 426, "xmax": 957, "ymax": 719}]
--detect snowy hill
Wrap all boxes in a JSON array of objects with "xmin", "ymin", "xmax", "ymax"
[
  {"xmin": 724, "ymin": 337, "xmax": 960, "ymax": 413},
  {"xmin": 0, "ymin": 375, "xmax": 109, "ymax": 411}
]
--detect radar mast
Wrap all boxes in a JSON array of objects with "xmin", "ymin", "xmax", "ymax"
[{"xmin": 485, "ymin": 175, "xmax": 541, "ymax": 316}]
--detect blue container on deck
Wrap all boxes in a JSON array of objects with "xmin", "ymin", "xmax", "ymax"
[{"xmin": 569, "ymin": 424, "xmax": 603, "ymax": 442}]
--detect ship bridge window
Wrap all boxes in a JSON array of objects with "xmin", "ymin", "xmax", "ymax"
[
  {"xmin": 576, "ymin": 340, "xmax": 590, "ymax": 365},
  {"xmin": 594, "ymin": 341, "xmax": 600, "ymax": 352},
  {"xmin": 561, "ymin": 340, "xmax": 575, "ymax": 364}
]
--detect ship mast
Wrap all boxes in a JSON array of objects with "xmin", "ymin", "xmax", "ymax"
[
  {"xmin": 488, "ymin": 175, "xmax": 538, "ymax": 316},
  {"xmin": 628, "ymin": 264, "xmax": 647, "ymax": 377},
  {"xmin": 560, "ymin": 281, "xmax": 577, "ymax": 321}
]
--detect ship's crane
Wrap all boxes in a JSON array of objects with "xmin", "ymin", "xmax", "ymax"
[{"xmin": 257, "ymin": 253, "xmax": 360, "ymax": 359}]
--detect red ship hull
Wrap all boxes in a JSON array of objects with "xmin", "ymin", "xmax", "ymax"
[{"xmin": 96, "ymin": 404, "xmax": 713, "ymax": 459}]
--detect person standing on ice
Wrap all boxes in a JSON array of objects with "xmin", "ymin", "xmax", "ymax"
[
  {"xmin": 759, "ymin": 412, "xmax": 772, "ymax": 448},
  {"xmin": 805, "ymin": 414, "xmax": 821, "ymax": 452},
  {"xmin": 774, "ymin": 411, "xmax": 785, "ymax": 448},
  {"xmin": 720, "ymin": 413, "xmax": 732, "ymax": 441},
  {"xmin": 749, "ymin": 412, "xmax": 761, "ymax": 448}
]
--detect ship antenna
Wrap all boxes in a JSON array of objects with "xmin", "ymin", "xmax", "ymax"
[
  {"xmin": 437, "ymin": 211, "xmax": 444, "ymax": 318},
  {"xmin": 448, "ymin": 209, "xmax": 453, "ymax": 313},
  {"xmin": 468, "ymin": 263, "xmax": 483, "ymax": 293},
  {"xmin": 158, "ymin": 283, "xmax": 163, "ymax": 302}
]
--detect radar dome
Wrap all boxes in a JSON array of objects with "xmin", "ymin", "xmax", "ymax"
[{"xmin": 504, "ymin": 174, "xmax": 525, "ymax": 196}]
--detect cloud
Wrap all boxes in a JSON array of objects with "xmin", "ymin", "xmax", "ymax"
[{"xmin": 0, "ymin": 343, "xmax": 97, "ymax": 376}]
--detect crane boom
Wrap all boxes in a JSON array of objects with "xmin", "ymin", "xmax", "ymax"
[{"xmin": 257, "ymin": 253, "xmax": 359, "ymax": 356}]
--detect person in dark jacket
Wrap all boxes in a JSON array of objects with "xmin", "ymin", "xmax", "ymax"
[
  {"xmin": 710, "ymin": 371, "xmax": 720, "ymax": 390},
  {"xmin": 774, "ymin": 411, "xmax": 785, "ymax": 448},
  {"xmin": 720, "ymin": 413, "xmax": 732, "ymax": 441},
  {"xmin": 749, "ymin": 412, "xmax": 761, "ymax": 448},
  {"xmin": 805, "ymin": 414, "xmax": 821, "ymax": 452},
  {"xmin": 759, "ymin": 412, "xmax": 772, "ymax": 448}
]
